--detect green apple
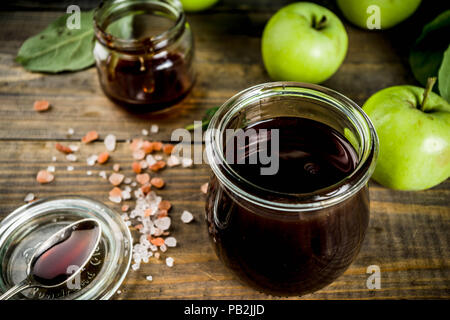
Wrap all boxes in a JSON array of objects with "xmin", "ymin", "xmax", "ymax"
[
  {"xmin": 261, "ymin": 2, "xmax": 348, "ymax": 84},
  {"xmin": 363, "ymin": 79, "xmax": 450, "ymax": 190},
  {"xmin": 337, "ymin": 0, "xmax": 422, "ymax": 30},
  {"xmin": 180, "ymin": 0, "xmax": 219, "ymax": 12}
]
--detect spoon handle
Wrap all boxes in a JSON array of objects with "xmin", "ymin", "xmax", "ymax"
[{"xmin": 0, "ymin": 280, "xmax": 32, "ymax": 300}]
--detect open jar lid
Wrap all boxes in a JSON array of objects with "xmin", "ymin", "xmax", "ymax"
[{"xmin": 0, "ymin": 196, "xmax": 132, "ymax": 299}]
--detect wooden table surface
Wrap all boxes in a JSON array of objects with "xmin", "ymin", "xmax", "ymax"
[{"xmin": 0, "ymin": 1, "xmax": 449, "ymax": 299}]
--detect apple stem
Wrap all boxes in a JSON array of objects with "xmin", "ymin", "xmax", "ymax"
[
  {"xmin": 420, "ymin": 77, "xmax": 437, "ymax": 112},
  {"xmin": 313, "ymin": 16, "xmax": 327, "ymax": 30}
]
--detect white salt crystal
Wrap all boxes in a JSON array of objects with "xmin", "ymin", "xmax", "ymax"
[
  {"xmin": 146, "ymin": 275, "xmax": 153, "ymax": 281},
  {"xmin": 142, "ymin": 129, "xmax": 149, "ymax": 136},
  {"xmin": 104, "ymin": 134, "xmax": 116, "ymax": 152},
  {"xmin": 154, "ymin": 154, "xmax": 163, "ymax": 161},
  {"xmin": 86, "ymin": 155, "xmax": 98, "ymax": 166},
  {"xmin": 67, "ymin": 128, "xmax": 75, "ymax": 135},
  {"xmin": 51, "ymin": 156, "xmax": 57, "ymax": 162},
  {"xmin": 150, "ymin": 124, "xmax": 159, "ymax": 133},
  {"xmin": 165, "ymin": 257, "xmax": 174, "ymax": 267},
  {"xmin": 167, "ymin": 155, "xmax": 181, "ymax": 167},
  {"xmin": 67, "ymin": 166, "xmax": 74, "ymax": 171},
  {"xmin": 116, "ymin": 290, "xmax": 121, "ymax": 295},
  {"xmin": 99, "ymin": 171, "xmax": 107, "ymax": 179},
  {"xmin": 164, "ymin": 237, "xmax": 177, "ymax": 247},
  {"xmin": 181, "ymin": 210, "xmax": 194, "ymax": 223},
  {"xmin": 124, "ymin": 177, "xmax": 132, "ymax": 184},
  {"xmin": 24, "ymin": 193, "xmax": 35, "ymax": 202},
  {"xmin": 47, "ymin": 165, "xmax": 55, "ymax": 173},
  {"xmin": 146, "ymin": 154, "xmax": 156, "ymax": 167},
  {"xmin": 86, "ymin": 170, "xmax": 92, "ymax": 176},
  {"xmin": 121, "ymin": 190, "xmax": 131, "ymax": 200},
  {"xmin": 109, "ymin": 195, "xmax": 122, "ymax": 204},
  {"xmin": 131, "ymin": 182, "xmax": 137, "ymax": 187},
  {"xmin": 181, "ymin": 157, "xmax": 193, "ymax": 168},
  {"xmin": 66, "ymin": 154, "xmax": 77, "ymax": 162},
  {"xmin": 159, "ymin": 244, "xmax": 167, "ymax": 252},
  {"xmin": 154, "ymin": 217, "xmax": 171, "ymax": 231},
  {"xmin": 131, "ymin": 263, "xmax": 140, "ymax": 271},
  {"xmin": 139, "ymin": 160, "xmax": 148, "ymax": 169},
  {"xmin": 69, "ymin": 144, "xmax": 79, "ymax": 152}
]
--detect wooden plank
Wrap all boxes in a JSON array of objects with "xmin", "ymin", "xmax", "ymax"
[
  {"xmin": 0, "ymin": 11, "xmax": 415, "ymax": 141},
  {"xmin": 0, "ymin": 140, "xmax": 448, "ymax": 299}
]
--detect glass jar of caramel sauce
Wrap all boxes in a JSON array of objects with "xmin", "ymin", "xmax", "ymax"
[
  {"xmin": 205, "ymin": 82, "xmax": 379, "ymax": 296},
  {"xmin": 93, "ymin": 0, "xmax": 195, "ymax": 111}
]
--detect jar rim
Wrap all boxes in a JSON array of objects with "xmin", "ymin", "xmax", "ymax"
[
  {"xmin": 205, "ymin": 82, "xmax": 379, "ymax": 212},
  {"xmin": 93, "ymin": 0, "xmax": 186, "ymax": 53}
]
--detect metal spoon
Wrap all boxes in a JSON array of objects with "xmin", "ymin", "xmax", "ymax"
[{"xmin": 0, "ymin": 218, "xmax": 101, "ymax": 300}]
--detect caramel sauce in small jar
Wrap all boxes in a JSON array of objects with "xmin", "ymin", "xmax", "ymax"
[{"xmin": 93, "ymin": 0, "xmax": 195, "ymax": 111}]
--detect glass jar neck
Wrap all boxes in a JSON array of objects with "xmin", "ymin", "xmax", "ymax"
[
  {"xmin": 205, "ymin": 82, "xmax": 379, "ymax": 212},
  {"xmin": 93, "ymin": 0, "xmax": 186, "ymax": 54}
]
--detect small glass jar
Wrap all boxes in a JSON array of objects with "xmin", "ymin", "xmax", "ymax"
[
  {"xmin": 205, "ymin": 82, "xmax": 378, "ymax": 296},
  {"xmin": 93, "ymin": 0, "xmax": 195, "ymax": 111},
  {"xmin": 0, "ymin": 196, "xmax": 132, "ymax": 300}
]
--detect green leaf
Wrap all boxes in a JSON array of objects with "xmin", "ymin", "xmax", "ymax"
[
  {"xmin": 409, "ymin": 10, "xmax": 450, "ymax": 87},
  {"xmin": 16, "ymin": 10, "xmax": 95, "ymax": 73},
  {"xmin": 438, "ymin": 45, "xmax": 450, "ymax": 102},
  {"xmin": 106, "ymin": 14, "xmax": 135, "ymax": 39},
  {"xmin": 185, "ymin": 106, "xmax": 220, "ymax": 131}
]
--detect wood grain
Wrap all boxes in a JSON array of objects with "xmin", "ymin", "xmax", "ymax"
[
  {"xmin": 0, "ymin": 141, "xmax": 448, "ymax": 299},
  {"xmin": 0, "ymin": 3, "xmax": 449, "ymax": 299}
]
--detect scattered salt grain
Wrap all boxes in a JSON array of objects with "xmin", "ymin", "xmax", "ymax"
[
  {"xmin": 51, "ymin": 156, "xmax": 57, "ymax": 162},
  {"xmin": 121, "ymin": 190, "xmax": 131, "ymax": 200},
  {"xmin": 86, "ymin": 170, "xmax": 92, "ymax": 176},
  {"xmin": 69, "ymin": 144, "xmax": 79, "ymax": 152},
  {"xmin": 66, "ymin": 154, "xmax": 77, "ymax": 162},
  {"xmin": 99, "ymin": 171, "xmax": 107, "ymax": 179},
  {"xmin": 146, "ymin": 275, "xmax": 153, "ymax": 281},
  {"xmin": 24, "ymin": 193, "xmax": 35, "ymax": 202},
  {"xmin": 142, "ymin": 129, "xmax": 149, "ymax": 136},
  {"xmin": 109, "ymin": 195, "xmax": 122, "ymax": 204},
  {"xmin": 154, "ymin": 154, "xmax": 163, "ymax": 161},
  {"xmin": 131, "ymin": 263, "xmax": 140, "ymax": 271},
  {"xmin": 131, "ymin": 181, "xmax": 137, "ymax": 187},
  {"xmin": 200, "ymin": 182, "xmax": 209, "ymax": 194},
  {"xmin": 181, "ymin": 157, "xmax": 193, "ymax": 168},
  {"xmin": 164, "ymin": 237, "xmax": 177, "ymax": 247},
  {"xmin": 133, "ymin": 149, "xmax": 146, "ymax": 160},
  {"xmin": 159, "ymin": 244, "xmax": 167, "ymax": 252},
  {"xmin": 47, "ymin": 165, "xmax": 55, "ymax": 173},
  {"xmin": 167, "ymin": 155, "xmax": 180, "ymax": 167},
  {"xmin": 181, "ymin": 210, "xmax": 194, "ymax": 223},
  {"xmin": 86, "ymin": 155, "xmax": 98, "ymax": 166},
  {"xmin": 67, "ymin": 166, "xmax": 74, "ymax": 171},
  {"xmin": 113, "ymin": 163, "xmax": 121, "ymax": 172},
  {"xmin": 104, "ymin": 134, "xmax": 116, "ymax": 152},
  {"xmin": 154, "ymin": 217, "xmax": 171, "ymax": 231},
  {"xmin": 165, "ymin": 257, "xmax": 174, "ymax": 267},
  {"xmin": 124, "ymin": 177, "xmax": 132, "ymax": 184},
  {"xmin": 150, "ymin": 124, "xmax": 159, "ymax": 133},
  {"xmin": 139, "ymin": 160, "xmax": 148, "ymax": 169},
  {"xmin": 116, "ymin": 290, "xmax": 121, "ymax": 295},
  {"xmin": 67, "ymin": 128, "xmax": 74, "ymax": 135},
  {"xmin": 146, "ymin": 154, "xmax": 157, "ymax": 167},
  {"xmin": 109, "ymin": 173, "xmax": 125, "ymax": 186}
]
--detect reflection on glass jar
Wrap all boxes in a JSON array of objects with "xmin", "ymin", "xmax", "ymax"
[
  {"xmin": 205, "ymin": 82, "xmax": 379, "ymax": 296},
  {"xmin": 93, "ymin": 0, "xmax": 195, "ymax": 111}
]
